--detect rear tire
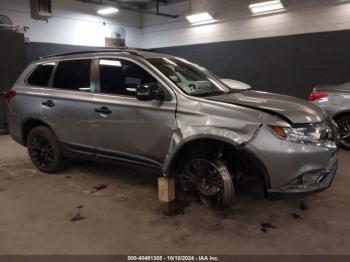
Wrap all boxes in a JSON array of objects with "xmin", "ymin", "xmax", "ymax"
[
  {"xmin": 27, "ymin": 126, "xmax": 67, "ymax": 174},
  {"xmin": 336, "ymin": 115, "xmax": 350, "ymax": 150}
]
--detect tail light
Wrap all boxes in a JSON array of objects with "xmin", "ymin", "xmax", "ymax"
[
  {"xmin": 308, "ymin": 92, "xmax": 328, "ymax": 101},
  {"xmin": 4, "ymin": 90, "xmax": 17, "ymax": 103}
]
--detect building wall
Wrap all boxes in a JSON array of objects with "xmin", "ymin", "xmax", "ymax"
[
  {"xmin": 25, "ymin": 42, "xmax": 107, "ymax": 64},
  {"xmin": 153, "ymin": 29, "xmax": 350, "ymax": 99},
  {"xmin": 145, "ymin": 0, "xmax": 350, "ymax": 99},
  {"xmin": 0, "ymin": 31, "xmax": 26, "ymax": 91},
  {"xmin": 142, "ymin": 0, "xmax": 350, "ymax": 49},
  {"xmin": 2, "ymin": 0, "xmax": 350, "ymax": 100},
  {"xmin": 3, "ymin": 0, "xmax": 350, "ymax": 51},
  {"xmin": 0, "ymin": 0, "xmax": 142, "ymax": 48},
  {"xmin": 0, "ymin": 31, "xmax": 27, "ymax": 129}
]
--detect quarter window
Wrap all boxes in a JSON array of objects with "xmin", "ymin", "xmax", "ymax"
[
  {"xmin": 53, "ymin": 59, "xmax": 91, "ymax": 92},
  {"xmin": 99, "ymin": 59, "xmax": 157, "ymax": 97},
  {"xmin": 27, "ymin": 63, "xmax": 55, "ymax": 87}
]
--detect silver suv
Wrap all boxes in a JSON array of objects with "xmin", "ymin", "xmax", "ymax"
[
  {"xmin": 5, "ymin": 49, "xmax": 338, "ymax": 207},
  {"xmin": 309, "ymin": 83, "xmax": 350, "ymax": 150}
]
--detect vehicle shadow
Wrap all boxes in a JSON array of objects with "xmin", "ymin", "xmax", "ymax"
[{"xmin": 68, "ymin": 159, "xmax": 308, "ymax": 224}]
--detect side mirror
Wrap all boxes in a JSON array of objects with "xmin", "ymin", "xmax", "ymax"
[{"xmin": 136, "ymin": 83, "xmax": 164, "ymax": 101}]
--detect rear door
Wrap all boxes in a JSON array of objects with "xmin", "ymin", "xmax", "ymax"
[
  {"xmin": 41, "ymin": 58, "xmax": 97, "ymax": 156},
  {"xmin": 92, "ymin": 57, "xmax": 177, "ymax": 167},
  {"xmin": 7, "ymin": 62, "xmax": 56, "ymax": 142}
]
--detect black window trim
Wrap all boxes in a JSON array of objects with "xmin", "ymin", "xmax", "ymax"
[
  {"xmin": 93, "ymin": 56, "xmax": 174, "ymax": 101},
  {"xmin": 26, "ymin": 57, "xmax": 95, "ymax": 94},
  {"xmin": 51, "ymin": 57, "xmax": 94, "ymax": 93},
  {"xmin": 25, "ymin": 61, "xmax": 57, "ymax": 88}
]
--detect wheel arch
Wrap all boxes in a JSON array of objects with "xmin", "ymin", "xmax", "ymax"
[
  {"xmin": 163, "ymin": 135, "xmax": 270, "ymax": 191},
  {"xmin": 333, "ymin": 110, "xmax": 350, "ymax": 121},
  {"xmin": 21, "ymin": 118, "xmax": 53, "ymax": 146}
]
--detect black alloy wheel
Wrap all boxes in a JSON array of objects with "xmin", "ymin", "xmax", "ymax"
[
  {"xmin": 29, "ymin": 133, "xmax": 54, "ymax": 168},
  {"xmin": 27, "ymin": 126, "xmax": 67, "ymax": 173}
]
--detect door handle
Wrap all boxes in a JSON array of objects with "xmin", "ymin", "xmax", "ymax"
[
  {"xmin": 95, "ymin": 106, "xmax": 112, "ymax": 115},
  {"xmin": 42, "ymin": 100, "xmax": 55, "ymax": 108}
]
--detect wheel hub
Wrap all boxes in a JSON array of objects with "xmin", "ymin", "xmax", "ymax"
[
  {"xmin": 197, "ymin": 178, "xmax": 219, "ymax": 196},
  {"xmin": 179, "ymin": 158, "xmax": 233, "ymax": 208},
  {"xmin": 340, "ymin": 120, "xmax": 350, "ymax": 140}
]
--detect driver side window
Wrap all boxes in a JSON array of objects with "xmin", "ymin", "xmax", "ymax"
[{"xmin": 99, "ymin": 59, "xmax": 157, "ymax": 97}]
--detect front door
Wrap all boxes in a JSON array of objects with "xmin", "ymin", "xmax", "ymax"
[{"xmin": 92, "ymin": 57, "xmax": 176, "ymax": 167}]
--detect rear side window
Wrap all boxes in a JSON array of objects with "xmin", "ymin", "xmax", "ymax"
[
  {"xmin": 27, "ymin": 63, "xmax": 55, "ymax": 87},
  {"xmin": 53, "ymin": 59, "xmax": 91, "ymax": 92}
]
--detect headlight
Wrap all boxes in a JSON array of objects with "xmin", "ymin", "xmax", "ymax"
[{"xmin": 269, "ymin": 123, "xmax": 332, "ymax": 144}]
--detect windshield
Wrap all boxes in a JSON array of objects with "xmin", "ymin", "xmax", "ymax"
[{"xmin": 147, "ymin": 57, "xmax": 230, "ymax": 97}]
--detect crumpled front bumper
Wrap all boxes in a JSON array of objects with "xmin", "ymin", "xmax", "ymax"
[
  {"xmin": 245, "ymin": 125, "xmax": 338, "ymax": 198},
  {"xmin": 267, "ymin": 162, "xmax": 337, "ymax": 198}
]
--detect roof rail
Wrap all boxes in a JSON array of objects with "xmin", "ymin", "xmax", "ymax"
[{"xmin": 37, "ymin": 48, "xmax": 143, "ymax": 60}]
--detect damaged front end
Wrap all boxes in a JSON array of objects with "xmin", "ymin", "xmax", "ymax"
[
  {"xmin": 161, "ymin": 80, "xmax": 339, "ymax": 203},
  {"xmin": 244, "ymin": 119, "xmax": 338, "ymax": 198},
  {"xmin": 164, "ymin": 98, "xmax": 338, "ymax": 200},
  {"xmin": 280, "ymin": 165, "xmax": 337, "ymax": 194}
]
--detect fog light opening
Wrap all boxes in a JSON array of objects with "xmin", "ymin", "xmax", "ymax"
[{"xmin": 282, "ymin": 170, "xmax": 326, "ymax": 191}]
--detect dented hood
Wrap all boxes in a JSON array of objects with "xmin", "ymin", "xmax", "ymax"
[{"xmin": 207, "ymin": 90, "xmax": 327, "ymax": 124}]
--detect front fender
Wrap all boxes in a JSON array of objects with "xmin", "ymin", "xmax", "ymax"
[{"xmin": 162, "ymin": 124, "xmax": 261, "ymax": 175}]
